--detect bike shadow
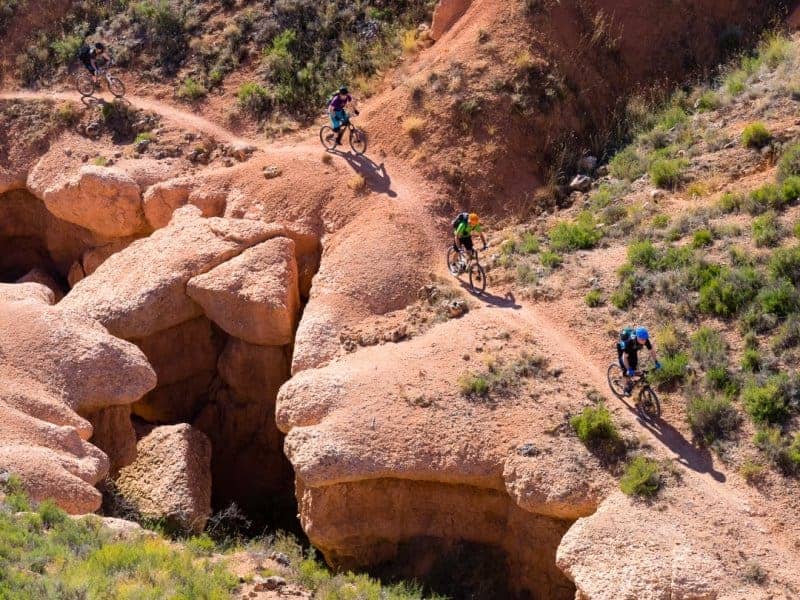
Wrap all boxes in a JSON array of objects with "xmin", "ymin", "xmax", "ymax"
[
  {"xmin": 618, "ymin": 397, "xmax": 726, "ymax": 483},
  {"xmin": 326, "ymin": 148, "xmax": 397, "ymax": 198},
  {"xmin": 458, "ymin": 282, "xmax": 522, "ymax": 309}
]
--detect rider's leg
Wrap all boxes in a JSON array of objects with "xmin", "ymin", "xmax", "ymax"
[
  {"xmin": 624, "ymin": 354, "xmax": 639, "ymax": 395},
  {"xmin": 334, "ymin": 110, "xmax": 347, "ymax": 144},
  {"xmin": 459, "ymin": 236, "xmax": 474, "ymax": 271}
]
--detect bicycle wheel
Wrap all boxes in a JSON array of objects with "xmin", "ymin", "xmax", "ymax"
[
  {"xmin": 446, "ymin": 247, "xmax": 461, "ymax": 275},
  {"xmin": 76, "ymin": 73, "xmax": 95, "ymax": 97},
  {"xmin": 349, "ymin": 127, "xmax": 368, "ymax": 155},
  {"xmin": 468, "ymin": 263, "xmax": 487, "ymax": 294},
  {"xmin": 320, "ymin": 126, "xmax": 337, "ymax": 150},
  {"xmin": 638, "ymin": 386, "xmax": 661, "ymax": 421},
  {"xmin": 107, "ymin": 76, "xmax": 126, "ymax": 98},
  {"xmin": 607, "ymin": 364, "xmax": 626, "ymax": 399}
]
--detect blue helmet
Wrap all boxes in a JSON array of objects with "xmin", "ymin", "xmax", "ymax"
[{"xmin": 635, "ymin": 327, "xmax": 650, "ymax": 341}]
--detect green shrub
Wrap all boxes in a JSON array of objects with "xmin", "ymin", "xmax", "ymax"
[
  {"xmin": 50, "ymin": 34, "xmax": 83, "ymax": 66},
  {"xmin": 584, "ymin": 290, "xmax": 603, "ymax": 307},
  {"xmin": 690, "ymin": 326, "xmax": 727, "ymax": 369},
  {"xmin": 628, "ymin": 240, "xmax": 659, "ymax": 269},
  {"xmin": 540, "ymin": 250, "xmax": 562, "ymax": 268},
  {"xmin": 695, "ymin": 90, "xmax": 720, "ymax": 112},
  {"xmin": 753, "ymin": 211, "xmax": 782, "ymax": 247},
  {"xmin": 570, "ymin": 403, "xmax": 620, "ymax": 444},
  {"xmin": 611, "ymin": 275, "xmax": 637, "ymax": 310},
  {"xmin": 741, "ymin": 122, "xmax": 771, "ymax": 148},
  {"xmin": 687, "ymin": 396, "xmax": 740, "ymax": 444},
  {"xmin": 658, "ymin": 246, "xmax": 694, "ymax": 271},
  {"xmin": 178, "ymin": 77, "xmax": 207, "ymax": 100},
  {"xmin": 741, "ymin": 348, "xmax": 761, "ymax": 372},
  {"xmin": 781, "ymin": 176, "xmax": 800, "ymax": 204},
  {"xmin": 768, "ymin": 246, "xmax": 800, "ymax": 285},
  {"xmin": 609, "ymin": 146, "xmax": 646, "ymax": 181},
  {"xmin": 549, "ymin": 212, "xmax": 603, "ymax": 251},
  {"xmin": 692, "ymin": 229, "xmax": 713, "ymax": 248},
  {"xmin": 134, "ymin": 131, "xmax": 155, "ymax": 144},
  {"xmin": 740, "ymin": 460, "xmax": 766, "ymax": 484},
  {"xmin": 725, "ymin": 69, "xmax": 748, "ymax": 96},
  {"xmin": 649, "ymin": 352, "xmax": 688, "ymax": 386},
  {"xmin": 36, "ymin": 499, "xmax": 67, "ymax": 528},
  {"xmin": 778, "ymin": 143, "xmax": 800, "ymax": 182},
  {"xmin": 718, "ymin": 191, "xmax": 743, "ymax": 214},
  {"xmin": 755, "ymin": 428, "xmax": 800, "ymax": 475},
  {"xmin": 697, "ymin": 266, "xmax": 760, "ymax": 317},
  {"xmin": 771, "ymin": 315, "xmax": 800, "ymax": 352},
  {"xmin": 758, "ymin": 279, "xmax": 800, "ymax": 317},
  {"xmin": 651, "ymin": 214, "xmax": 670, "ymax": 229},
  {"xmin": 620, "ymin": 456, "xmax": 661, "ymax": 497},
  {"xmin": 458, "ymin": 373, "xmax": 489, "ymax": 397},
  {"xmin": 795, "ymin": 221, "xmax": 800, "ymax": 238},
  {"xmin": 745, "ymin": 184, "xmax": 783, "ymax": 215},
  {"xmin": 130, "ymin": 0, "xmax": 188, "ymax": 74},
  {"xmin": 743, "ymin": 374, "xmax": 791, "ymax": 424},
  {"xmin": 649, "ymin": 158, "xmax": 684, "ymax": 189},
  {"xmin": 706, "ymin": 366, "xmax": 739, "ymax": 397},
  {"xmin": 237, "ymin": 82, "xmax": 271, "ymax": 117},
  {"xmin": 762, "ymin": 33, "xmax": 793, "ymax": 69},
  {"xmin": 519, "ymin": 232, "xmax": 539, "ymax": 254}
]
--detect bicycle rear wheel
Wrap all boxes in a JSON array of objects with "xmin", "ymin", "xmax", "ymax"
[
  {"xmin": 76, "ymin": 73, "xmax": 95, "ymax": 97},
  {"xmin": 320, "ymin": 126, "xmax": 337, "ymax": 150},
  {"xmin": 638, "ymin": 386, "xmax": 661, "ymax": 421},
  {"xmin": 607, "ymin": 364, "xmax": 626, "ymax": 399},
  {"xmin": 107, "ymin": 76, "xmax": 126, "ymax": 98},
  {"xmin": 469, "ymin": 263, "xmax": 487, "ymax": 294},
  {"xmin": 349, "ymin": 127, "xmax": 367, "ymax": 154}
]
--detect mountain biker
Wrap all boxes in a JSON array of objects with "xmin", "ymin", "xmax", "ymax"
[
  {"xmin": 328, "ymin": 86, "xmax": 359, "ymax": 146},
  {"xmin": 453, "ymin": 213, "xmax": 488, "ymax": 262},
  {"xmin": 618, "ymin": 327, "xmax": 661, "ymax": 396},
  {"xmin": 78, "ymin": 42, "xmax": 108, "ymax": 77}
]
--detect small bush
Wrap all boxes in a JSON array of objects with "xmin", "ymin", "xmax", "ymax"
[
  {"xmin": 718, "ymin": 191, "xmax": 743, "ymax": 214},
  {"xmin": 743, "ymin": 374, "xmax": 790, "ymax": 424},
  {"xmin": 740, "ymin": 460, "xmax": 766, "ymax": 484},
  {"xmin": 585, "ymin": 290, "xmax": 603, "ymax": 307},
  {"xmin": 692, "ymin": 229, "xmax": 713, "ymax": 248},
  {"xmin": 611, "ymin": 275, "xmax": 637, "ymax": 309},
  {"xmin": 706, "ymin": 366, "xmax": 739, "ymax": 397},
  {"xmin": 741, "ymin": 122, "xmax": 771, "ymax": 148},
  {"xmin": 51, "ymin": 33, "xmax": 83, "ymax": 66},
  {"xmin": 755, "ymin": 428, "xmax": 800, "ymax": 475},
  {"xmin": 609, "ymin": 146, "xmax": 646, "ymax": 181},
  {"xmin": 570, "ymin": 403, "xmax": 619, "ymax": 444},
  {"xmin": 687, "ymin": 396, "xmax": 740, "ymax": 444},
  {"xmin": 740, "ymin": 349, "xmax": 761, "ymax": 373},
  {"xmin": 690, "ymin": 326, "xmax": 727, "ymax": 369},
  {"xmin": 725, "ymin": 70, "xmax": 748, "ymax": 96},
  {"xmin": 778, "ymin": 143, "xmax": 800, "ymax": 182},
  {"xmin": 768, "ymin": 246, "xmax": 800, "ymax": 285},
  {"xmin": 649, "ymin": 158, "xmax": 684, "ymax": 189},
  {"xmin": 757, "ymin": 279, "xmax": 800, "ymax": 317},
  {"xmin": 649, "ymin": 352, "xmax": 688, "ymax": 386},
  {"xmin": 237, "ymin": 82, "xmax": 271, "ymax": 117},
  {"xmin": 781, "ymin": 176, "xmax": 800, "ymax": 204},
  {"xmin": 762, "ymin": 33, "xmax": 793, "ymax": 69},
  {"xmin": 771, "ymin": 315, "xmax": 800, "ymax": 352},
  {"xmin": 697, "ymin": 266, "xmax": 760, "ymax": 317},
  {"xmin": 695, "ymin": 90, "xmax": 720, "ymax": 112},
  {"xmin": 620, "ymin": 456, "xmax": 661, "ymax": 497},
  {"xmin": 742, "ymin": 561, "xmax": 768, "ymax": 585},
  {"xmin": 540, "ymin": 250, "xmax": 562, "ymax": 269},
  {"xmin": 628, "ymin": 240, "xmax": 659, "ymax": 269},
  {"xmin": 651, "ymin": 214, "xmax": 670, "ymax": 229},
  {"xmin": 745, "ymin": 184, "xmax": 783, "ymax": 215},
  {"xmin": 37, "ymin": 499, "xmax": 67, "ymax": 528},
  {"xmin": 752, "ymin": 211, "xmax": 782, "ymax": 247},
  {"xmin": 178, "ymin": 77, "xmax": 207, "ymax": 100},
  {"xmin": 347, "ymin": 174, "xmax": 367, "ymax": 192},
  {"xmin": 402, "ymin": 116, "xmax": 426, "ymax": 137},
  {"xmin": 549, "ymin": 211, "xmax": 603, "ymax": 251},
  {"xmin": 459, "ymin": 373, "xmax": 489, "ymax": 397}
]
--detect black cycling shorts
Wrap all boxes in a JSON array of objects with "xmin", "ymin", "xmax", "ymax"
[
  {"xmin": 81, "ymin": 57, "xmax": 96, "ymax": 74},
  {"xmin": 618, "ymin": 349, "xmax": 638, "ymax": 373},
  {"xmin": 458, "ymin": 236, "xmax": 474, "ymax": 252}
]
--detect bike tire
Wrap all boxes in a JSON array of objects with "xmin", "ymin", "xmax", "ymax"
[
  {"xmin": 469, "ymin": 263, "xmax": 487, "ymax": 294},
  {"xmin": 446, "ymin": 247, "xmax": 461, "ymax": 275},
  {"xmin": 607, "ymin": 364, "xmax": 626, "ymax": 399},
  {"xmin": 349, "ymin": 127, "xmax": 367, "ymax": 155},
  {"xmin": 638, "ymin": 386, "xmax": 661, "ymax": 421},
  {"xmin": 76, "ymin": 73, "xmax": 95, "ymax": 97},
  {"xmin": 320, "ymin": 126, "xmax": 337, "ymax": 150},
  {"xmin": 107, "ymin": 76, "xmax": 126, "ymax": 98}
]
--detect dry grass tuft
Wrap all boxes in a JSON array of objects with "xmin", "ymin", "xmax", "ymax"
[
  {"xmin": 403, "ymin": 117, "xmax": 426, "ymax": 137},
  {"xmin": 348, "ymin": 174, "xmax": 367, "ymax": 192}
]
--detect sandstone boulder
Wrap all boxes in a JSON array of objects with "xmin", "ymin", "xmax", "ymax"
[
  {"xmin": 34, "ymin": 165, "xmax": 149, "ymax": 238},
  {"xmin": 84, "ymin": 405, "xmax": 137, "ymax": 477},
  {"xmin": 116, "ymin": 424, "xmax": 212, "ymax": 533},
  {"xmin": 133, "ymin": 371, "xmax": 215, "ymax": 423},
  {"xmin": 0, "ymin": 281, "xmax": 54, "ymax": 305},
  {"xmin": 142, "ymin": 178, "xmax": 191, "ymax": 230},
  {"xmin": 61, "ymin": 207, "xmax": 287, "ymax": 339},
  {"xmin": 16, "ymin": 268, "xmax": 64, "ymax": 301},
  {"xmin": 187, "ymin": 237, "xmax": 300, "ymax": 346}
]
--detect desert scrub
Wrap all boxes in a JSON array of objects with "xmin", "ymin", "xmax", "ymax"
[
  {"xmin": 539, "ymin": 250, "xmax": 562, "ymax": 269},
  {"xmin": 609, "ymin": 146, "xmax": 646, "ymax": 181},
  {"xmin": 402, "ymin": 116, "xmax": 426, "ymax": 137},
  {"xmin": 237, "ymin": 82, "xmax": 271, "ymax": 117},
  {"xmin": 757, "ymin": 279, "xmax": 800, "ymax": 317},
  {"xmin": 752, "ymin": 212, "xmax": 782, "ymax": 248},
  {"xmin": 741, "ymin": 122, "xmax": 771, "ymax": 148},
  {"xmin": 718, "ymin": 191, "xmax": 743, "ymax": 214},
  {"xmin": 620, "ymin": 456, "xmax": 661, "ymax": 497},
  {"xmin": 459, "ymin": 353, "xmax": 548, "ymax": 400},
  {"xmin": 649, "ymin": 158, "xmax": 685, "ymax": 189},
  {"xmin": 691, "ymin": 229, "xmax": 713, "ymax": 248},
  {"xmin": 697, "ymin": 265, "xmax": 760, "ymax": 317},
  {"xmin": 178, "ymin": 77, "xmax": 207, "ymax": 100},
  {"xmin": 743, "ymin": 374, "xmax": 791, "ymax": 424},
  {"xmin": 778, "ymin": 143, "xmax": 800, "ymax": 181},
  {"xmin": 648, "ymin": 352, "xmax": 688, "ymax": 387},
  {"xmin": 549, "ymin": 211, "xmax": 603, "ymax": 251},
  {"xmin": 687, "ymin": 396, "xmax": 740, "ymax": 444},
  {"xmin": 754, "ymin": 428, "xmax": 800, "ymax": 475},
  {"xmin": 584, "ymin": 289, "xmax": 603, "ymax": 307},
  {"xmin": 768, "ymin": 246, "xmax": 800, "ymax": 285},
  {"xmin": 570, "ymin": 403, "xmax": 624, "ymax": 458},
  {"xmin": 690, "ymin": 326, "xmax": 727, "ymax": 370},
  {"xmin": 627, "ymin": 240, "xmax": 659, "ymax": 269}
]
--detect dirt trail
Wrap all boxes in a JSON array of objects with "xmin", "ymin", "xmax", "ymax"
[{"xmin": 2, "ymin": 86, "xmax": 790, "ymax": 547}]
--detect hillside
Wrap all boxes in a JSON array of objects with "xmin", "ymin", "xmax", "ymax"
[{"xmin": 1, "ymin": 1, "xmax": 800, "ymax": 599}]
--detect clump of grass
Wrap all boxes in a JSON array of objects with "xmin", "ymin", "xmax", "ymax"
[
  {"xmin": 754, "ymin": 428, "xmax": 800, "ymax": 475},
  {"xmin": 585, "ymin": 289, "xmax": 603, "ymax": 307},
  {"xmin": 134, "ymin": 131, "xmax": 155, "ymax": 144},
  {"xmin": 620, "ymin": 456, "xmax": 661, "ymax": 497},
  {"xmin": 549, "ymin": 211, "xmax": 603, "ymax": 251},
  {"xmin": 402, "ymin": 116, "xmax": 426, "ymax": 137},
  {"xmin": 695, "ymin": 90, "xmax": 720, "ymax": 112},
  {"xmin": 743, "ymin": 374, "xmax": 791, "ymax": 425},
  {"xmin": 570, "ymin": 403, "xmax": 624, "ymax": 458},
  {"xmin": 687, "ymin": 396, "xmax": 740, "ymax": 444},
  {"xmin": 347, "ymin": 174, "xmax": 367, "ymax": 192},
  {"xmin": 648, "ymin": 352, "xmax": 688, "ymax": 386},
  {"xmin": 539, "ymin": 250, "xmax": 562, "ymax": 269},
  {"xmin": 609, "ymin": 146, "xmax": 646, "ymax": 181},
  {"xmin": 778, "ymin": 142, "xmax": 800, "ymax": 182},
  {"xmin": 690, "ymin": 326, "xmax": 727, "ymax": 369},
  {"xmin": 91, "ymin": 156, "xmax": 108, "ymax": 167},
  {"xmin": 518, "ymin": 232, "xmax": 540, "ymax": 254},
  {"xmin": 740, "ymin": 460, "xmax": 766, "ymax": 485},
  {"xmin": 649, "ymin": 158, "xmax": 684, "ymax": 189},
  {"xmin": 178, "ymin": 77, "xmax": 207, "ymax": 100},
  {"xmin": 237, "ymin": 82, "xmax": 271, "ymax": 117},
  {"xmin": 651, "ymin": 214, "xmax": 670, "ymax": 229},
  {"xmin": 627, "ymin": 240, "xmax": 659, "ymax": 269},
  {"xmin": 752, "ymin": 211, "xmax": 782, "ymax": 247},
  {"xmin": 692, "ymin": 229, "xmax": 713, "ymax": 248},
  {"xmin": 741, "ymin": 122, "xmax": 771, "ymax": 148},
  {"xmin": 55, "ymin": 102, "xmax": 80, "ymax": 125},
  {"xmin": 718, "ymin": 191, "xmax": 743, "ymax": 214}
]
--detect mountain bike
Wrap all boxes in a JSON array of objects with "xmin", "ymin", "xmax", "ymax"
[
  {"xmin": 76, "ymin": 65, "xmax": 125, "ymax": 99},
  {"xmin": 607, "ymin": 365, "xmax": 661, "ymax": 421},
  {"xmin": 320, "ymin": 115, "xmax": 367, "ymax": 155},
  {"xmin": 447, "ymin": 246, "xmax": 487, "ymax": 294}
]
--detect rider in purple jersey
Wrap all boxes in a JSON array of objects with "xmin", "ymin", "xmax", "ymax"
[{"xmin": 328, "ymin": 86, "xmax": 359, "ymax": 146}]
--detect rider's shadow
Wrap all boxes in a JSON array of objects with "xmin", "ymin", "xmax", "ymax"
[{"xmin": 327, "ymin": 148, "xmax": 397, "ymax": 198}]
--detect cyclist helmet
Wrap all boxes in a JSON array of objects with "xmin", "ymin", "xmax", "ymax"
[
  {"xmin": 468, "ymin": 213, "xmax": 480, "ymax": 226},
  {"xmin": 339, "ymin": 86, "xmax": 349, "ymax": 95},
  {"xmin": 94, "ymin": 42, "xmax": 106, "ymax": 51},
  {"xmin": 635, "ymin": 327, "xmax": 650, "ymax": 341}
]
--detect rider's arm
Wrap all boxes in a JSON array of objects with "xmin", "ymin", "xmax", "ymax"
[
  {"xmin": 622, "ymin": 353, "xmax": 631, "ymax": 370},
  {"xmin": 479, "ymin": 232, "xmax": 488, "ymax": 249}
]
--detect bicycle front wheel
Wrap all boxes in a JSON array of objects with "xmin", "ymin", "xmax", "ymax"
[
  {"xmin": 349, "ymin": 127, "xmax": 367, "ymax": 155},
  {"xmin": 76, "ymin": 73, "xmax": 95, "ymax": 97},
  {"xmin": 638, "ymin": 386, "xmax": 661, "ymax": 421},
  {"xmin": 607, "ymin": 364, "xmax": 626, "ymax": 399},
  {"xmin": 446, "ymin": 247, "xmax": 461, "ymax": 275},
  {"xmin": 320, "ymin": 126, "xmax": 337, "ymax": 150},
  {"xmin": 469, "ymin": 263, "xmax": 487, "ymax": 294},
  {"xmin": 107, "ymin": 76, "xmax": 126, "ymax": 98}
]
